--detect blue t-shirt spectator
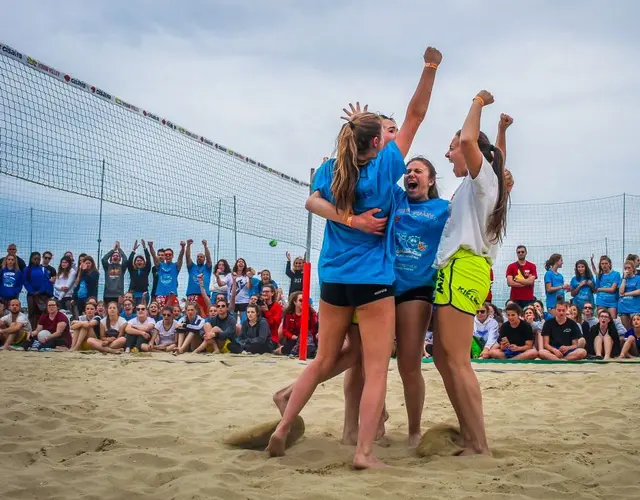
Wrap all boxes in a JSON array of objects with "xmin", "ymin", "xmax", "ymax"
[
  {"xmin": 24, "ymin": 265, "xmax": 51, "ymax": 296},
  {"xmin": 619, "ymin": 274, "xmax": 640, "ymax": 315},
  {"xmin": 570, "ymin": 275, "xmax": 595, "ymax": 310},
  {"xmin": 0, "ymin": 267, "xmax": 24, "ymax": 300},
  {"xmin": 544, "ymin": 269, "xmax": 565, "ymax": 309},
  {"xmin": 596, "ymin": 270, "xmax": 621, "ymax": 309},
  {"xmin": 186, "ymin": 263, "xmax": 212, "ymax": 296},
  {"xmin": 156, "ymin": 262, "xmax": 179, "ymax": 296}
]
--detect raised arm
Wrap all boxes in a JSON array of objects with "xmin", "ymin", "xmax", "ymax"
[
  {"xmin": 285, "ymin": 252, "xmax": 294, "ymax": 279},
  {"xmin": 185, "ymin": 239, "xmax": 193, "ymax": 268},
  {"xmin": 176, "ymin": 241, "xmax": 186, "ymax": 272},
  {"xmin": 143, "ymin": 244, "xmax": 151, "ymax": 272},
  {"xmin": 198, "ymin": 275, "xmax": 211, "ymax": 311},
  {"xmin": 102, "ymin": 248, "xmax": 115, "ymax": 271},
  {"xmin": 148, "ymin": 241, "xmax": 159, "ymax": 266},
  {"xmin": 495, "ymin": 114, "xmax": 513, "ymax": 163},
  {"xmin": 202, "ymin": 240, "xmax": 212, "ymax": 268},
  {"xmin": 394, "ymin": 47, "xmax": 442, "ymax": 158},
  {"xmin": 460, "ymin": 90, "xmax": 494, "ymax": 179}
]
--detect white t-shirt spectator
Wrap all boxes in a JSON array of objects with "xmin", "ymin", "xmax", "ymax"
[
  {"xmin": 155, "ymin": 319, "xmax": 178, "ymax": 345},
  {"xmin": 1, "ymin": 311, "xmax": 32, "ymax": 334},
  {"xmin": 101, "ymin": 316, "xmax": 127, "ymax": 337},
  {"xmin": 225, "ymin": 274, "xmax": 250, "ymax": 304},
  {"xmin": 53, "ymin": 270, "xmax": 77, "ymax": 300},
  {"xmin": 127, "ymin": 317, "xmax": 156, "ymax": 329},
  {"xmin": 210, "ymin": 273, "xmax": 229, "ymax": 298}
]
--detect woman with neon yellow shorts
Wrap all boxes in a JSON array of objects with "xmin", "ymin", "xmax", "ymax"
[{"xmin": 433, "ymin": 89, "xmax": 511, "ymax": 456}]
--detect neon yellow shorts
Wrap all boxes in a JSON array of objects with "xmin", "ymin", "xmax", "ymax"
[
  {"xmin": 352, "ymin": 312, "xmax": 358, "ymax": 325},
  {"xmin": 434, "ymin": 248, "xmax": 491, "ymax": 315}
]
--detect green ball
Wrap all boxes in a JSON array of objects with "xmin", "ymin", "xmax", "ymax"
[{"xmin": 269, "ymin": 240, "xmax": 278, "ymax": 247}]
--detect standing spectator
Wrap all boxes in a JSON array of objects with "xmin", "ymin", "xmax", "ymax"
[
  {"xmin": 53, "ymin": 256, "xmax": 76, "ymax": 312},
  {"xmin": 0, "ymin": 298, "xmax": 31, "ymax": 349},
  {"xmin": 591, "ymin": 254, "xmax": 621, "ymax": 318},
  {"xmin": 41, "ymin": 251, "xmax": 56, "ymax": 288},
  {"xmin": 257, "ymin": 269, "xmax": 278, "ymax": 294},
  {"xmin": 128, "ymin": 239, "xmax": 151, "ymax": 306},
  {"xmin": 620, "ymin": 313, "xmax": 640, "ymax": 358},
  {"xmin": 246, "ymin": 267, "xmax": 261, "ymax": 299},
  {"xmin": 210, "ymin": 259, "xmax": 231, "ymax": 299},
  {"xmin": 185, "ymin": 239, "xmax": 212, "ymax": 313},
  {"xmin": 505, "ymin": 245, "xmax": 537, "ymax": 308},
  {"xmin": 149, "ymin": 241, "xmax": 184, "ymax": 308},
  {"xmin": 544, "ymin": 253, "xmax": 570, "ymax": 315},
  {"xmin": 488, "ymin": 303, "xmax": 538, "ymax": 359},
  {"xmin": 486, "ymin": 268, "xmax": 494, "ymax": 303},
  {"xmin": 0, "ymin": 243, "xmax": 26, "ymax": 271},
  {"xmin": 584, "ymin": 309, "xmax": 620, "ymax": 359},
  {"xmin": 619, "ymin": 259, "xmax": 640, "ymax": 329},
  {"xmin": 570, "ymin": 259, "xmax": 596, "ymax": 311},
  {"xmin": 259, "ymin": 284, "xmax": 282, "ymax": 347},
  {"xmin": 227, "ymin": 258, "xmax": 250, "ymax": 314},
  {"xmin": 201, "ymin": 297, "xmax": 238, "ymax": 353},
  {"xmin": 0, "ymin": 254, "xmax": 24, "ymax": 305},
  {"xmin": 150, "ymin": 248, "xmax": 166, "ymax": 301},
  {"xmin": 63, "ymin": 251, "xmax": 77, "ymax": 272},
  {"xmin": 24, "ymin": 252, "xmax": 51, "ymax": 328},
  {"xmin": 28, "ymin": 299, "xmax": 72, "ymax": 351},
  {"xmin": 72, "ymin": 256, "xmax": 99, "ymax": 318},
  {"xmin": 124, "ymin": 303, "xmax": 155, "ymax": 353},
  {"xmin": 472, "ymin": 305, "xmax": 500, "ymax": 359},
  {"xmin": 278, "ymin": 291, "xmax": 318, "ymax": 356},
  {"xmin": 285, "ymin": 252, "xmax": 304, "ymax": 296},
  {"xmin": 237, "ymin": 304, "xmax": 272, "ymax": 354},
  {"xmin": 102, "ymin": 241, "xmax": 127, "ymax": 305},
  {"xmin": 539, "ymin": 298, "xmax": 587, "ymax": 360}
]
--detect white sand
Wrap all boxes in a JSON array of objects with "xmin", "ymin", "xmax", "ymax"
[{"xmin": 1, "ymin": 352, "xmax": 639, "ymax": 499}]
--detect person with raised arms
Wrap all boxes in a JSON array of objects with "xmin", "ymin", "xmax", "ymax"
[{"xmin": 267, "ymin": 46, "xmax": 442, "ymax": 469}]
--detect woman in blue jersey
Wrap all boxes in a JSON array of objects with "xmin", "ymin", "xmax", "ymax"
[
  {"xmin": 591, "ymin": 254, "xmax": 621, "ymax": 318},
  {"xmin": 432, "ymin": 90, "xmax": 510, "ymax": 456},
  {"xmin": 267, "ymin": 46, "xmax": 442, "ymax": 469},
  {"xmin": 544, "ymin": 254, "xmax": 570, "ymax": 315},
  {"xmin": 619, "ymin": 259, "xmax": 640, "ymax": 329},
  {"xmin": 570, "ymin": 259, "xmax": 595, "ymax": 311}
]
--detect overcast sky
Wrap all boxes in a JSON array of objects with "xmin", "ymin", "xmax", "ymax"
[{"xmin": 2, "ymin": 0, "xmax": 638, "ymax": 202}]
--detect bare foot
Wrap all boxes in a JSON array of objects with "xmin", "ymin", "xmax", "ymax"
[
  {"xmin": 266, "ymin": 428, "xmax": 287, "ymax": 457},
  {"xmin": 342, "ymin": 428, "xmax": 358, "ymax": 446},
  {"xmin": 353, "ymin": 452, "xmax": 386, "ymax": 470},
  {"xmin": 375, "ymin": 408, "xmax": 389, "ymax": 441},
  {"xmin": 407, "ymin": 433, "xmax": 422, "ymax": 449},
  {"xmin": 272, "ymin": 388, "xmax": 290, "ymax": 416},
  {"xmin": 458, "ymin": 447, "xmax": 490, "ymax": 456}
]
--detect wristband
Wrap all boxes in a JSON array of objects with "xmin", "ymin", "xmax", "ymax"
[
  {"xmin": 473, "ymin": 96, "xmax": 485, "ymax": 106},
  {"xmin": 425, "ymin": 62, "xmax": 438, "ymax": 70},
  {"xmin": 346, "ymin": 216, "xmax": 353, "ymax": 227}
]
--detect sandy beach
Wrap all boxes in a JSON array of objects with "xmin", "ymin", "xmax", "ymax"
[{"xmin": 1, "ymin": 352, "xmax": 639, "ymax": 500}]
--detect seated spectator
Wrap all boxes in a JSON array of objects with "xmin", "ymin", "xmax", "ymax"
[
  {"xmin": 620, "ymin": 313, "xmax": 640, "ymax": 358},
  {"xmin": 567, "ymin": 304, "xmax": 587, "ymax": 349},
  {"xmin": 24, "ymin": 252, "xmax": 51, "ymax": 328},
  {"xmin": 95, "ymin": 302, "xmax": 127, "ymax": 352},
  {"xmin": 210, "ymin": 259, "xmax": 231, "ymax": 298},
  {"xmin": 149, "ymin": 306, "xmax": 178, "ymax": 352},
  {"xmin": 96, "ymin": 301, "xmax": 106, "ymax": 318},
  {"xmin": 237, "ymin": 304, "xmax": 272, "ymax": 354},
  {"xmin": 534, "ymin": 299, "xmax": 553, "ymax": 321},
  {"xmin": 28, "ymin": 299, "xmax": 72, "ymax": 351},
  {"xmin": 277, "ymin": 292, "xmax": 318, "ymax": 357},
  {"xmin": 591, "ymin": 254, "xmax": 621, "ymax": 318},
  {"xmin": 70, "ymin": 302, "xmax": 101, "ymax": 351},
  {"xmin": 581, "ymin": 302, "xmax": 598, "ymax": 328},
  {"xmin": 585, "ymin": 309, "xmax": 621, "ymax": 360},
  {"xmin": 485, "ymin": 302, "xmax": 504, "ymax": 327},
  {"xmin": 0, "ymin": 298, "xmax": 32, "ymax": 349},
  {"xmin": 544, "ymin": 253, "xmax": 569, "ymax": 315},
  {"xmin": 285, "ymin": 252, "xmax": 304, "ymax": 295},
  {"xmin": 619, "ymin": 259, "xmax": 640, "ymax": 330},
  {"xmin": 539, "ymin": 298, "xmax": 587, "ymax": 360},
  {"xmin": 200, "ymin": 297, "xmax": 238, "ymax": 353},
  {"xmin": 73, "ymin": 256, "xmax": 99, "ymax": 319},
  {"xmin": 570, "ymin": 259, "xmax": 596, "ymax": 311},
  {"xmin": 176, "ymin": 303, "xmax": 206, "ymax": 354},
  {"xmin": 172, "ymin": 304, "xmax": 183, "ymax": 322},
  {"xmin": 127, "ymin": 239, "xmax": 151, "ymax": 306},
  {"xmin": 472, "ymin": 305, "xmax": 499, "ymax": 359},
  {"xmin": 124, "ymin": 303, "xmax": 155, "ymax": 353},
  {"xmin": 1, "ymin": 243, "xmax": 26, "ymax": 270},
  {"xmin": 120, "ymin": 299, "xmax": 136, "ymax": 321},
  {"xmin": 488, "ymin": 303, "xmax": 538, "ymax": 360},
  {"xmin": 148, "ymin": 301, "xmax": 161, "ymax": 322},
  {"xmin": 259, "ymin": 284, "xmax": 283, "ymax": 347},
  {"xmin": 102, "ymin": 242, "xmax": 128, "ymax": 305},
  {"xmin": 523, "ymin": 305, "xmax": 544, "ymax": 350},
  {"xmin": 1, "ymin": 254, "xmax": 25, "ymax": 305}
]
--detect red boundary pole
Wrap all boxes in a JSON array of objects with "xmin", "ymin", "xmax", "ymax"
[{"xmin": 299, "ymin": 262, "xmax": 312, "ymax": 361}]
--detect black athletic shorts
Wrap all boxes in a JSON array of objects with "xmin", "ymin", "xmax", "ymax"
[
  {"xmin": 395, "ymin": 286, "xmax": 435, "ymax": 306},
  {"xmin": 321, "ymin": 283, "xmax": 394, "ymax": 307}
]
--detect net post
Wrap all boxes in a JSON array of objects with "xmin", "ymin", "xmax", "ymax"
[
  {"xmin": 216, "ymin": 198, "xmax": 222, "ymax": 262},
  {"xmin": 233, "ymin": 195, "xmax": 238, "ymax": 261},
  {"xmin": 29, "ymin": 207, "xmax": 34, "ymax": 255},
  {"xmin": 97, "ymin": 159, "xmax": 106, "ymax": 259},
  {"xmin": 299, "ymin": 261, "xmax": 312, "ymax": 361}
]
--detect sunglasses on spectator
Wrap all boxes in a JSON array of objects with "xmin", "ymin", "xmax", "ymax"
[
  {"xmin": 136, "ymin": 307, "xmax": 147, "ymax": 311},
  {"xmin": 517, "ymin": 251, "xmax": 526, "ymax": 254},
  {"xmin": 162, "ymin": 313, "xmax": 172, "ymax": 317},
  {"xmin": 217, "ymin": 304, "xmax": 227, "ymax": 308},
  {"xmin": 478, "ymin": 309, "xmax": 487, "ymax": 313},
  {"xmin": 583, "ymin": 306, "xmax": 593, "ymax": 310}
]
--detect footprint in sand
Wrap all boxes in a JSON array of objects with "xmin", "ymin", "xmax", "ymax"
[
  {"xmin": 415, "ymin": 424, "xmax": 464, "ymax": 458},
  {"xmin": 223, "ymin": 416, "xmax": 305, "ymax": 451}
]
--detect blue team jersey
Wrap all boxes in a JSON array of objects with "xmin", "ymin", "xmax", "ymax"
[
  {"xmin": 156, "ymin": 262, "xmax": 178, "ymax": 296},
  {"xmin": 186, "ymin": 263, "xmax": 212, "ymax": 296},
  {"xmin": 596, "ymin": 270, "xmax": 621, "ymax": 308},
  {"xmin": 619, "ymin": 274, "xmax": 640, "ymax": 314},
  {"xmin": 570, "ymin": 275, "xmax": 595, "ymax": 308},
  {"xmin": 544, "ymin": 269, "xmax": 565, "ymax": 309},
  {"xmin": 392, "ymin": 186, "xmax": 449, "ymax": 295},
  {"xmin": 313, "ymin": 141, "xmax": 406, "ymax": 285}
]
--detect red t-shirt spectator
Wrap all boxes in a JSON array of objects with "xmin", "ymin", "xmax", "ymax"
[
  {"xmin": 506, "ymin": 261, "xmax": 537, "ymax": 302},
  {"xmin": 38, "ymin": 311, "xmax": 72, "ymax": 348},
  {"xmin": 283, "ymin": 310, "xmax": 319, "ymax": 345},
  {"xmin": 262, "ymin": 301, "xmax": 283, "ymax": 344}
]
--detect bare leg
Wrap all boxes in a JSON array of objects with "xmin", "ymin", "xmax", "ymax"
[
  {"xmin": 1, "ymin": 333, "xmax": 16, "ymax": 349},
  {"xmin": 72, "ymin": 327, "xmax": 89, "ymax": 351},
  {"xmin": 434, "ymin": 306, "xmax": 489, "ymax": 455},
  {"xmin": 603, "ymin": 335, "xmax": 613, "ymax": 360},
  {"xmin": 620, "ymin": 336, "xmax": 635, "ymax": 358},
  {"xmin": 565, "ymin": 348, "xmax": 587, "ymax": 360},
  {"xmin": 178, "ymin": 333, "xmax": 194, "ymax": 354},
  {"xmin": 512, "ymin": 349, "xmax": 539, "ymax": 360},
  {"xmin": 267, "ymin": 302, "xmax": 353, "ymax": 457},
  {"xmin": 538, "ymin": 348, "xmax": 563, "ymax": 360},
  {"xmin": 577, "ymin": 337, "xmax": 586, "ymax": 349},
  {"xmin": 342, "ymin": 364, "xmax": 363, "ymax": 445},
  {"xmin": 395, "ymin": 300, "xmax": 431, "ymax": 448},
  {"xmin": 193, "ymin": 339, "xmax": 209, "ymax": 354},
  {"xmin": 620, "ymin": 315, "xmax": 631, "ymax": 331},
  {"xmin": 608, "ymin": 307, "xmax": 617, "ymax": 319},
  {"xmin": 110, "ymin": 337, "xmax": 126, "ymax": 350},
  {"xmin": 488, "ymin": 349, "xmax": 506, "ymax": 359},
  {"xmin": 352, "ymin": 296, "xmax": 395, "ymax": 469},
  {"xmin": 594, "ymin": 336, "xmax": 603, "ymax": 357},
  {"xmin": 86, "ymin": 338, "xmax": 123, "ymax": 354}
]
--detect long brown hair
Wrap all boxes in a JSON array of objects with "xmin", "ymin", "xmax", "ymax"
[
  {"xmin": 284, "ymin": 291, "xmax": 302, "ymax": 315},
  {"xmin": 456, "ymin": 130, "xmax": 509, "ymax": 243},
  {"xmin": 332, "ymin": 112, "xmax": 382, "ymax": 215},
  {"xmin": 406, "ymin": 156, "xmax": 439, "ymax": 199}
]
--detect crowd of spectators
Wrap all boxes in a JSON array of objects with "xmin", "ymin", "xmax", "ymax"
[{"xmin": 1, "ymin": 241, "xmax": 639, "ymax": 362}]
